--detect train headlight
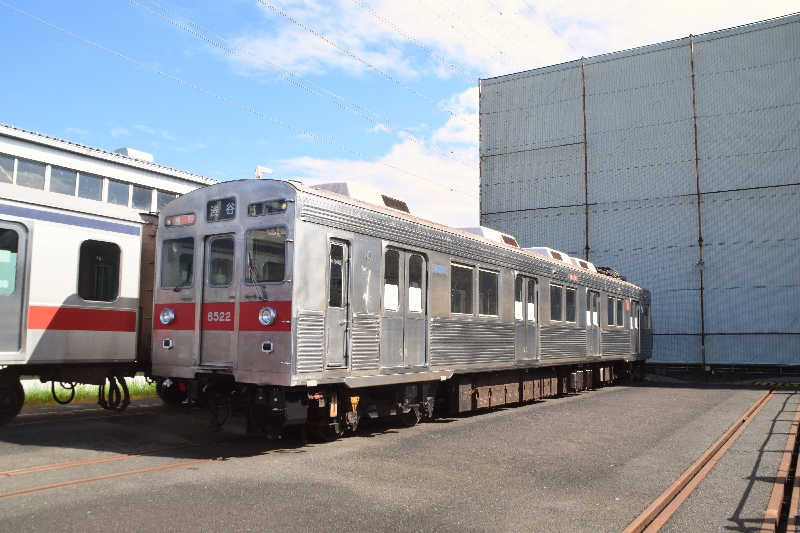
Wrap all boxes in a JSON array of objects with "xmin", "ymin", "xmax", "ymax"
[
  {"xmin": 160, "ymin": 307, "xmax": 176, "ymax": 325},
  {"xmin": 258, "ymin": 306, "xmax": 277, "ymax": 327}
]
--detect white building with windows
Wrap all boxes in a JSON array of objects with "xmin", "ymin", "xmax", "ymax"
[{"xmin": 0, "ymin": 123, "xmax": 217, "ymax": 222}]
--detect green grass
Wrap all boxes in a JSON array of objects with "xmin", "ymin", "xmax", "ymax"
[{"xmin": 22, "ymin": 376, "xmax": 157, "ymax": 407}]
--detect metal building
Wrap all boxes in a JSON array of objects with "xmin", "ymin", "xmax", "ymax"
[
  {"xmin": 479, "ymin": 14, "xmax": 800, "ymax": 367},
  {"xmin": 0, "ymin": 123, "xmax": 216, "ymax": 216}
]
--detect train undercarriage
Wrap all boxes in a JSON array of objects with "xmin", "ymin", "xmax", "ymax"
[{"xmin": 158, "ymin": 361, "xmax": 644, "ymax": 441}]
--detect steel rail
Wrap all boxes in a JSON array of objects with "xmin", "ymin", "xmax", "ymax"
[
  {"xmin": 0, "ymin": 444, "xmax": 194, "ymax": 478},
  {"xmin": 761, "ymin": 398, "xmax": 800, "ymax": 532},
  {"xmin": 623, "ymin": 389, "xmax": 775, "ymax": 533},
  {"xmin": 0, "ymin": 458, "xmax": 212, "ymax": 500}
]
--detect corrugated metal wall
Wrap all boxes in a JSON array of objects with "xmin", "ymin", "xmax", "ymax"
[{"xmin": 479, "ymin": 14, "xmax": 800, "ymax": 366}]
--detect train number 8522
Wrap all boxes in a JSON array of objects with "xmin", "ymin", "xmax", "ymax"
[{"xmin": 207, "ymin": 311, "xmax": 232, "ymax": 322}]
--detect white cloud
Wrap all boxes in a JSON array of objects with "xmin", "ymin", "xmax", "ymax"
[
  {"xmin": 230, "ymin": 0, "xmax": 797, "ymax": 81},
  {"xmin": 110, "ymin": 126, "xmax": 129, "ymax": 138},
  {"xmin": 65, "ymin": 127, "xmax": 88, "ymax": 136},
  {"xmin": 277, "ymin": 86, "xmax": 479, "ymax": 227}
]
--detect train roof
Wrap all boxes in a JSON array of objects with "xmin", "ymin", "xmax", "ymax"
[{"xmin": 284, "ymin": 180, "xmax": 642, "ymax": 291}]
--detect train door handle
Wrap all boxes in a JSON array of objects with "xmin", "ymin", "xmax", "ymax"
[{"xmin": 338, "ymin": 320, "xmax": 347, "ymax": 326}]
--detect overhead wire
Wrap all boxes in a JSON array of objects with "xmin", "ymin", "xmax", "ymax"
[
  {"xmin": 348, "ymin": 0, "xmax": 477, "ymax": 81},
  {"xmin": 128, "ymin": 0, "xmax": 476, "ymax": 168},
  {"xmin": 0, "ymin": 0, "xmax": 478, "ymax": 198},
  {"xmin": 255, "ymin": 0, "xmax": 461, "ymax": 118}
]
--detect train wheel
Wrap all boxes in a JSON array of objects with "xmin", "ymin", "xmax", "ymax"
[
  {"xmin": 398, "ymin": 407, "xmax": 422, "ymax": 427},
  {"xmin": 156, "ymin": 378, "xmax": 187, "ymax": 406},
  {"xmin": 0, "ymin": 374, "xmax": 24, "ymax": 425},
  {"xmin": 308, "ymin": 421, "xmax": 343, "ymax": 442}
]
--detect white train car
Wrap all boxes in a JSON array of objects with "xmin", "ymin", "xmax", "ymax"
[{"xmin": 0, "ymin": 124, "xmax": 215, "ymax": 423}]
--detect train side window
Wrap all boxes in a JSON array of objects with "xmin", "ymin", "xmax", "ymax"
[
  {"xmin": 0, "ymin": 229, "xmax": 18, "ymax": 296},
  {"xmin": 408, "ymin": 254, "xmax": 424, "ymax": 313},
  {"xmin": 208, "ymin": 237, "xmax": 234, "ymax": 287},
  {"xmin": 78, "ymin": 172, "xmax": 103, "ymax": 201},
  {"xmin": 161, "ymin": 237, "xmax": 194, "ymax": 288},
  {"xmin": 616, "ymin": 299, "xmax": 624, "ymax": 327},
  {"xmin": 478, "ymin": 269, "xmax": 498, "ymax": 316},
  {"xmin": 0, "ymin": 154, "xmax": 12, "ymax": 183},
  {"xmin": 16, "ymin": 159, "xmax": 45, "ymax": 190},
  {"xmin": 450, "ymin": 264, "xmax": 473, "ymax": 314},
  {"xmin": 565, "ymin": 287, "xmax": 576, "ymax": 323},
  {"xmin": 514, "ymin": 276, "xmax": 523, "ymax": 321},
  {"xmin": 527, "ymin": 278, "xmax": 537, "ymax": 323},
  {"xmin": 607, "ymin": 297, "xmax": 615, "ymax": 327},
  {"xmin": 329, "ymin": 243, "xmax": 344, "ymax": 308},
  {"xmin": 78, "ymin": 240, "xmax": 120, "ymax": 301},
  {"xmin": 550, "ymin": 284, "xmax": 563, "ymax": 322},
  {"xmin": 50, "ymin": 166, "xmax": 77, "ymax": 195},
  {"xmin": 245, "ymin": 227, "xmax": 286, "ymax": 283},
  {"xmin": 384, "ymin": 249, "xmax": 399, "ymax": 311}
]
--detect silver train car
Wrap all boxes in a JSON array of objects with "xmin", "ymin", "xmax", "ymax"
[{"xmin": 152, "ymin": 179, "xmax": 651, "ymax": 438}]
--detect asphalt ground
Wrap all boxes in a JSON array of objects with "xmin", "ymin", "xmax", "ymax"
[{"xmin": 0, "ymin": 382, "xmax": 783, "ymax": 532}]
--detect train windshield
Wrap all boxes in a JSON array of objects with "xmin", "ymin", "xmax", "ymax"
[
  {"xmin": 245, "ymin": 227, "xmax": 286, "ymax": 283},
  {"xmin": 161, "ymin": 237, "xmax": 194, "ymax": 288}
]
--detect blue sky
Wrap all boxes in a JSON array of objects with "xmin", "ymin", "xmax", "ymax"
[{"xmin": 0, "ymin": 0, "xmax": 795, "ymax": 225}]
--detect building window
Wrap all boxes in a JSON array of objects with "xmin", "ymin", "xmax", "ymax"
[
  {"xmin": 245, "ymin": 227, "xmax": 286, "ymax": 283},
  {"xmin": 132, "ymin": 185, "xmax": 152, "ymax": 210},
  {"xmin": 78, "ymin": 173, "xmax": 103, "ymax": 200},
  {"xmin": 208, "ymin": 237, "xmax": 234, "ymax": 287},
  {"xmin": 565, "ymin": 287, "xmax": 576, "ymax": 323},
  {"xmin": 0, "ymin": 154, "xmax": 13, "ymax": 183},
  {"xmin": 50, "ymin": 166, "xmax": 77, "ymax": 195},
  {"xmin": 550, "ymin": 284, "xmax": 563, "ymax": 321},
  {"xmin": 384, "ymin": 249, "xmax": 399, "ymax": 311},
  {"xmin": 161, "ymin": 237, "xmax": 194, "ymax": 288},
  {"xmin": 478, "ymin": 269, "xmax": 498, "ymax": 316},
  {"xmin": 157, "ymin": 190, "xmax": 178, "ymax": 211},
  {"xmin": 451, "ymin": 264, "xmax": 473, "ymax": 314},
  {"xmin": 107, "ymin": 179, "xmax": 129, "ymax": 206},
  {"xmin": 78, "ymin": 240, "xmax": 120, "ymax": 301},
  {"xmin": 0, "ymin": 229, "xmax": 18, "ymax": 296},
  {"xmin": 16, "ymin": 159, "xmax": 45, "ymax": 189},
  {"xmin": 329, "ymin": 243, "xmax": 344, "ymax": 308}
]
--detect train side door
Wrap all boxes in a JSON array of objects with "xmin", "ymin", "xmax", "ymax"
[
  {"xmin": 514, "ymin": 276, "xmax": 538, "ymax": 359},
  {"xmin": 525, "ymin": 278, "xmax": 538, "ymax": 358},
  {"xmin": 381, "ymin": 249, "xmax": 404, "ymax": 368},
  {"xmin": 587, "ymin": 290, "xmax": 600, "ymax": 356},
  {"xmin": 631, "ymin": 300, "xmax": 640, "ymax": 353},
  {"xmin": 326, "ymin": 240, "xmax": 349, "ymax": 368},
  {"xmin": 381, "ymin": 248, "xmax": 427, "ymax": 368},
  {"xmin": 404, "ymin": 253, "xmax": 427, "ymax": 367},
  {"xmin": 199, "ymin": 234, "xmax": 237, "ymax": 367},
  {"xmin": 0, "ymin": 222, "xmax": 26, "ymax": 356}
]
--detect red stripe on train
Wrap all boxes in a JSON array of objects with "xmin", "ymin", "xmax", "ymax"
[
  {"xmin": 153, "ymin": 301, "xmax": 292, "ymax": 331},
  {"xmin": 27, "ymin": 306, "xmax": 137, "ymax": 332},
  {"xmin": 153, "ymin": 303, "xmax": 195, "ymax": 330},
  {"xmin": 239, "ymin": 301, "xmax": 292, "ymax": 332}
]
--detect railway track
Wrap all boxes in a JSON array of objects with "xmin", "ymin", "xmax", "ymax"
[{"xmin": 624, "ymin": 389, "xmax": 800, "ymax": 533}]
